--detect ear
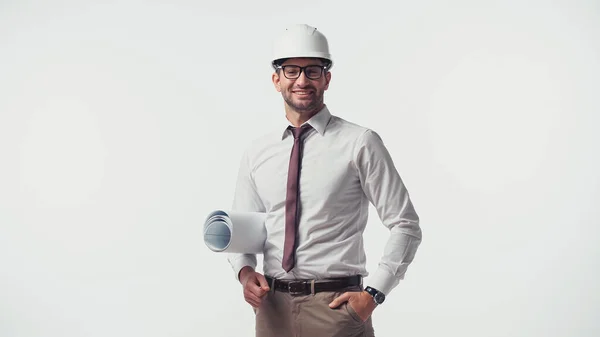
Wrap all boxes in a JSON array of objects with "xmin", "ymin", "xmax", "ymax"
[
  {"xmin": 324, "ymin": 71, "xmax": 332, "ymax": 91},
  {"xmin": 272, "ymin": 72, "xmax": 282, "ymax": 92}
]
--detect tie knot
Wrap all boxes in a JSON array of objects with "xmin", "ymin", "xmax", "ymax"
[{"xmin": 289, "ymin": 124, "xmax": 312, "ymax": 139}]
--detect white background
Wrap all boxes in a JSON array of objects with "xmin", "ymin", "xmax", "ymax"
[{"xmin": 1, "ymin": 0, "xmax": 599, "ymax": 336}]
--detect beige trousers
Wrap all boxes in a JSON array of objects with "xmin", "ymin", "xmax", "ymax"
[{"xmin": 254, "ymin": 285, "xmax": 376, "ymax": 337}]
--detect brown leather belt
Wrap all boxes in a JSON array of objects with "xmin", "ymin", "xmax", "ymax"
[{"xmin": 265, "ymin": 275, "xmax": 363, "ymax": 296}]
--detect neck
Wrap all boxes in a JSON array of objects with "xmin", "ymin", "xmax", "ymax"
[{"xmin": 284, "ymin": 103, "xmax": 325, "ymax": 127}]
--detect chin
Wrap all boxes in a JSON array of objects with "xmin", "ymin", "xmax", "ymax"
[
  {"xmin": 294, "ymin": 103, "xmax": 315, "ymax": 112},
  {"xmin": 284, "ymin": 95, "xmax": 319, "ymax": 113}
]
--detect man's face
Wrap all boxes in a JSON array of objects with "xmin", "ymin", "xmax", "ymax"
[{"xmin": 272, "ymin": 58, "xmax": 331, "ymax": 114}]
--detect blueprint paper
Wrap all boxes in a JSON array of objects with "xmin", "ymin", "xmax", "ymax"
[{"xmin": 203, "ymin": 210, "xmax": 267, "ymax": 253}]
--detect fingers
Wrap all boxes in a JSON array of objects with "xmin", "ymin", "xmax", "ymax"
[
  {"xmin": 244, "ymin": 290, "xmax": 263, "ymax": 308},
  {"xmin": 256, "ymin": 274, "xmax": 271, "ymax": 293},
  {"xmin": 329, "ymin": 291, "xmax": 352, "ymax": 308},
  {"xmin": 246, "ymin": 273, "xmax": 269, "ymax": 299},
  {"xmin": 244, "ymin": 284, "xmax": 264, "ymax": 306},
  {"xmin": 247, "ymin": 279, "xmax": 268, "ymax": 298},
  {"xmin": 243, "ymin": 272, "xmax": 270, "ymax": 308},
  {"xmin": 245, "ymin": 286, "xmax": 268, "ymax": 307}
]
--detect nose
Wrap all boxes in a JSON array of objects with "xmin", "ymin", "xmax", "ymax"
[{"xmin": 295, "ymin": 70, "xmax": 310, "ymax": 85}]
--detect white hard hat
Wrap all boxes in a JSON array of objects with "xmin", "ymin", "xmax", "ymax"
[{"xmin": 271, "ymin": 24, "xmax": 333, "ymax": 70}]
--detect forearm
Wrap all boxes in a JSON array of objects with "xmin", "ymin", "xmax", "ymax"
[{"xmin": 368, "ymin": 223, "xmax": 422, "ymax": 295}]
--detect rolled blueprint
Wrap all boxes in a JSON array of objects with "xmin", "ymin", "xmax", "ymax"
[{"xmin": 203, "ymin": 210, "xmax": 267, "ymax": 253}]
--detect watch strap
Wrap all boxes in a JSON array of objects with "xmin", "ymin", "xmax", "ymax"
[{"xmin": 365, "ymin": 286, "xmax": 385, "ymax": 304}]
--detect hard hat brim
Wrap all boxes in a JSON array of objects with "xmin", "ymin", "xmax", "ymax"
[{"xmin": 271, "ymin": 54, "xmax": 333, "ymax": 70}]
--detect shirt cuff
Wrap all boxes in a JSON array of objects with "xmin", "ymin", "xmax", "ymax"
[
  {"xmin": 230, "ymin": 254, "xmax": 257, "ymax": 281},
  {"xmin": 366, "ymin": 267, "xmax": 399, "ymax": 296}
]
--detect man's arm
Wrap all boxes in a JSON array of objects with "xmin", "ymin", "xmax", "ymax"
[
  {"xmin": 354, "ymin": 129, "xmax": 423, "ymax": 296},
  {"xmin": 226, "ymin": 148, "xmax": 266, "ymax": 281}
]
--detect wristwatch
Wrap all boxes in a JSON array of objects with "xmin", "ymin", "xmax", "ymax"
[{"xmin": 364, "ymin": 286, "xmax": 385, "ymax": 305}]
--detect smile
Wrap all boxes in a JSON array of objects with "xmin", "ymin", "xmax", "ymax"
[{"xmin": 292, "ymin": 91, "xmax": 313, "ymax": 96}]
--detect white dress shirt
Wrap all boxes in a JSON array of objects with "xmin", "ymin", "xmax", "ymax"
[{"xmin": 227, "ymin": 105, "xmax": 422, "ymax": 296}]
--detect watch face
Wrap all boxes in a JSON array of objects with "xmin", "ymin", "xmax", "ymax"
[{"xmin": 374, "ymin": 293, "xmax": 385, "ymax": 304}]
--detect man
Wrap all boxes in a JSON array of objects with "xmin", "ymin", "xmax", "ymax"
[{"xmin": 227, "ymin": 24, "xmax": 422, "ymax": 337}]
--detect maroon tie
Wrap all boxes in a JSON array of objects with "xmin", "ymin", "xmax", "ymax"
[{"xmin": 282, "ymin": 124, "xmax": 312, "ymax": 272}]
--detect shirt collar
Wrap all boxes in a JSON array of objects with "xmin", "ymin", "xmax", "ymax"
[{"xmin": 280, "ymin": 105, "xmax": 332, "ymax": 140}]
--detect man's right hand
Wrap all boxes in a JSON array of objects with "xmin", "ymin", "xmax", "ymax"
[{"xmin": 239, "ymin": 266, "xmax": 270, "ymax": 308}]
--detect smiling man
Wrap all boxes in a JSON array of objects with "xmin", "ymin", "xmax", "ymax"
[{"xmin": 227, "ymin": 24, "xmax": 422, "ymax": 337}]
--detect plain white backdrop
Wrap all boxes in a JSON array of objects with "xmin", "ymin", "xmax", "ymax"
[{"xmin": 1, "ymin": 0, "xmax": 599, "ymax": 336}]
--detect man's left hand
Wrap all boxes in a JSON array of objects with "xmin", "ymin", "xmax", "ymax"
[{"xmin": 328, "ymin": 290, "xmax": 377, "ymax": 322}]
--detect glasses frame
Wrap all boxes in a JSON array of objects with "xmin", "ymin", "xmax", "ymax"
[{"xmin": 276, "ymin": 64, "xmax": 328, "ymax": 80}]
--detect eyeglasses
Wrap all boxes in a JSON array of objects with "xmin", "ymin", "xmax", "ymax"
[{"xmin": 277, "ymin": 65, "xmax": 327, "ymax": 80}]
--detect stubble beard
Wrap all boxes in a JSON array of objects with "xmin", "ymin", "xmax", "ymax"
[{"xmin": 282, "ymin": 88, "xmax": 324, "ymax": 115}]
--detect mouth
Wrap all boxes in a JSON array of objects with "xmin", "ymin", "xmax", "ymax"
[{"xmin": 292, "ymin": 90, "xmax": 314, "ymax": 97}]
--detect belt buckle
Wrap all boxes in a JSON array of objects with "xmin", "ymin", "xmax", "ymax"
[{"xmin": 287, "ymin": 281, "xmax": 306, "ymax": 296}]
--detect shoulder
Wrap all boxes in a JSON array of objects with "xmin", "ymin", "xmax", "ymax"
[
  {"xmin": 328, "ymin": 115, "xmax": 374, "ymax": 139},
  {"xmin": 238, "ymin": 129, "xmax": 281, "ymax": 162},
  {"xmin": 328, "ymin": 115, "xmax": 383, "ymax": 146}
]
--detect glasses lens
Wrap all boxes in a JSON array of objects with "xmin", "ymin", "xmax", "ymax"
[
  {"xmin": 283, "ymin": 66, "xmax": 301, "ymax": 78},
  {"xmin": 304, "ymin": 66, "xmax": 323, "ymax": 79}
]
